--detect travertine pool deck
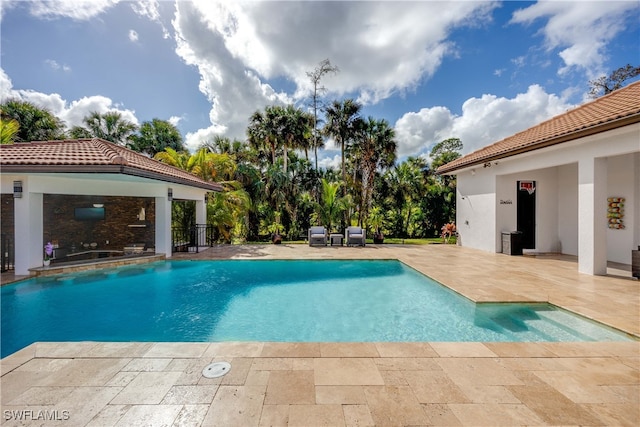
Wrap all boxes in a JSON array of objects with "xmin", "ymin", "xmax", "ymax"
[{"xmin": 1, "ymin": 244, "xmax": 638, "ymax": 426}]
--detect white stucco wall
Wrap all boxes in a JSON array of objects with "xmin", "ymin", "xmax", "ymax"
[
  {"xmin": 606, "ymin": 154, "xmax": 636, "ymax": 264},
  {"xmin": 495, "ymin": 167, "xmax": 561, "ymax": 253},
  {"xmin": 453, "ymin": 122, "xmax": 639, "ymax": 274},
  {"xmin": 456, "ymin": 171, "xmax": 496, "ymax": 253},
  {"xmin": 557, "ymin": 163, "xmax": 578, "ymax": 256}
]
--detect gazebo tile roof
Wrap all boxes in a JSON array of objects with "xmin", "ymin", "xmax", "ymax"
[
  {"xmin": 0, "ymin": 138, "xmax": 222, "ymax": 191},
  {"xmin": 437, "ymin": 81, "xmax": 640, "ymax": 174}
]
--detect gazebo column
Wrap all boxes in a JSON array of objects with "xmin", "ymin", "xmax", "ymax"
[
  {"xmin": 578, "ymin": 157, "xmax": 607, "ymax": 275},
  {"xmin": 155, "ymin": 195, "xmax": 172, "ymax": 258},
  {"xmin": 196, "ymin": 196, "xmax": 207, "ymax": 225},
  {"xmin": 14, "ymin": 189, "xmax": 43, "ymax": 275}
]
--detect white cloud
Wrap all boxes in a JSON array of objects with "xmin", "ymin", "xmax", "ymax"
[
  {"xmin": 0, "ymin": 68, "xmax": 13, "ymax": 96},
  {"xmin": 1, "ymin": 69, "xmax": 138, "ymax": 129},
  {"xmin": 44, "ymin": 59, "xmax": 71, "ymax": 72},
  {"xmin": 26, "ymin": 0, "xmax": 120, "ymax": 21},
  {"xmin": 128, "ymin": 29, "xmax": 139, "ymax": 42},
  {"xmin": 184, "ymin": 124, "xmax": 228, "ymax": 152},
  {"xmin": 317, "ymin": 154, "xmax": 342, "ymax": 172},
  {"xmin": 130, "ymin": 0, "xmax": 170, "ymax": 39},
  {"xmin": 511, "ymin": 56, "xmax": 526, "ymax": 68},
  {"xmin": 168, "ymin": 115, "xmax": 182, "ymax": 127},
  {"xmin": 394, "ymin": 85, "xmax": 573, "ymax": 158},
  {"xmin": 171, "ymin": 0, "xmax": 499, "ymax": 142},
  {"xmin": 510, "ymin": 1, "xmax": 637, "ymax": 77}
]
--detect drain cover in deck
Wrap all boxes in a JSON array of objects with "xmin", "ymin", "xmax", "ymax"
[{"xmin": 202, "ymin": 362, "xmax": 231, "ymax": 378}]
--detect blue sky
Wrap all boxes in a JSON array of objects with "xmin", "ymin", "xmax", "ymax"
[{"xmin": 1, "ymin": 1, "xmax": 638, "ymax": 168}]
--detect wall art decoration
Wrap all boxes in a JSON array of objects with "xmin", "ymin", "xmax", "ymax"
[{"xmin": 607, "ymin": 197, "xmax": 625, "ymax": 229}]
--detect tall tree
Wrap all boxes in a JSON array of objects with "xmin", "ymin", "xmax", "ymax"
[
  {"xmin": 351, "ymin": 117, "xmax": 397, "ymax": 227},
  {"xmin": 324, "ymin": 99, "xmax": 362, "ymax": 185},
  {"xmin": 430, "ymin": 137, "xmax": 463, "ymax": 187},
  {"xmin": 75, "ymin": 111, "xmax": 137, "ymax": 145},
  {"xmin": 128, "ymin": 118, "xmax": 185, "ymax": 156},
  {"xmin": 388, "ymin": 160, "xmax": 423, "ymax": 238},
  {"xmin": 277, "ymin": 105, "xmax": 313, "ymax": 173},
  {"xmin": 247, "ymin": 106, "xmax": 280, "ymax": 166},
  {"xmin": 589, "ymin": 64, "xmax": 640, "ymax": 98},
  {"xmin": 0, "ymin": 99, "xmax": 66, "ymax": 142},
  {"xmin": 306, "ymin": 59, "xmax": 339, "ymax": 172}
]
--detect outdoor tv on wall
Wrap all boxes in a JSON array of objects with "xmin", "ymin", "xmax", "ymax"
[{"xmin": 74, "ymin": 207, "xmax": 105, "ymax": 221}]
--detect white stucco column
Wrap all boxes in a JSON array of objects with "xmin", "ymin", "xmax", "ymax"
[
  {"xmin": 578, "ymin": 157, "xmax": 607, "ymax": 275},
  {"xmin": 195, "ymin": 196, "xmax": 207, "ymax": 225},
  {"xmin": 14, "ymin": 190, "xmax": 43, "ymax": 275},
  {"xmin": 155, "ymin": 196, "xmax": 172, "ymax": 258}
]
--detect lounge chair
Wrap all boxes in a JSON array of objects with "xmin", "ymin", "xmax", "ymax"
[
  {"xmin": 346, "ymin": 226, "xmax": 366, "ymax": 246},
  {"xmin": 308, "ymin": 226, "xmax": 327, "ymax": 246}
]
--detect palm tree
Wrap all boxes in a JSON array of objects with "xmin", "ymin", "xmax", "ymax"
[
  {"xmin": 1, "ymin": 118, "xmax": 19, "ymax": 144},
  {"xmin": 247, "ymin": 107, "xmax": 280, "ymax": 166},
  {"xmin": 351, "ymin": 116, "xmax": 397, "ymax": 227},
  {"xmin": 128, "ymin": 118, "xmax": 184, "ymax": 156},
  {"xmin": 1, "ymin": 99, "xmax": 66, "ymax": 142},
  {"xmin": 316, "ymin": 178, "xmax": 344, "ymax": 233},
  {"xmin": 154, "ymin": 146, "xmax": 251, "ymax": 243},
  {"xmin": 278, "ymin": 105, "xmax": 313, "ymax": 173},
  {"xmin": 323, "ymin": 99, "xmax": 362, "ymax": 185},
  {"xmin": 79, "ymin": 111, "xmax": 137, "ymax": 145},
  {"xmin": 388, "ymin": 160, "xmax": 422, "ymax": 238},
  {"xmin": 154, "ymin": 147, "xmax": 193, "ymax": 171}
]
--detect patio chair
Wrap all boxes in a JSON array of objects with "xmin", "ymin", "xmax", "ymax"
[
  {"xmin": 346, "ymin": 226, "xmax": 366, "ymax": 247},
  {"xmin": 308, "ymin": 226, "xmax": 327, "ymax": 246}
]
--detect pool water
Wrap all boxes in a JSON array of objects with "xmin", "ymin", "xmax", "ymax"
[{"xmin": 1, "ymin": 260, "xmax": 631, "ymax": 357}]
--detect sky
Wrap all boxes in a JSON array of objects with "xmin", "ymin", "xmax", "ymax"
[{"xmin": 1, "ymin": 0, "xmax": 639, "ymax": 169}]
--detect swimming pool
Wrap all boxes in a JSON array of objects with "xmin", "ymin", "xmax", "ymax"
[{"xmin": 1, "ymin": 260, "xmax": 631, "ymax": 357}]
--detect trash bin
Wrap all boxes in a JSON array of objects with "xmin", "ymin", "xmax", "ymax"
[{"xmin": 502, "ymin": 231, "xmax": 523, "ymax": 256}]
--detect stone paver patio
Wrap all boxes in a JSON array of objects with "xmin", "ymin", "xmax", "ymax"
[{"xmin": 1, "ymin": 244, "xmax": 638, "ymax": 426}]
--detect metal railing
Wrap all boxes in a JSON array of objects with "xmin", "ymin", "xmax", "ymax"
[
  {"xmin": 1, "ymin": 233, "xmax": 14, "ymax": 272},
  {"xmin": 171, "ymin": 224, "xmax": 215, "ymax": 253}
]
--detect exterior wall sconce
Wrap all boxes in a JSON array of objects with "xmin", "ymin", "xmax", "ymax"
[
  {"xmin": 168, "ymin": 188, "xmax": 173, "ymax": 201},
  {"xmin": 13, "ymin": 180, "xmax": 22, "ymax": 198}
]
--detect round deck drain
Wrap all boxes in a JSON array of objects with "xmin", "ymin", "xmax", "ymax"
[{"xmin": 202, "ymin": 362, "xmax": 231, "ymax": 378}]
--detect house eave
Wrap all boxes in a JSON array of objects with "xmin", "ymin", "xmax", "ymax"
[
  {"xmin": 437, "ymin": 112, "xmax": 640, "ymax": 175},
  {"xmin": 0, "ymin": 165, "xmax": 222, "ymax": 192}
]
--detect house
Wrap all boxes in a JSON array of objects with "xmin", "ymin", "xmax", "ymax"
[
  {"xmin": 1, "ymin": 138, "xmax": 222, "ymax": 276},
  {"xmin": 437, "ymin": 81, "xmax": 640, "ymax": 276}
]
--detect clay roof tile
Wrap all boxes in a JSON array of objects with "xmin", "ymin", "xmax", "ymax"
[{"xmin": 437, "ymin": 81, "xmax": 640, "ymax": 174}]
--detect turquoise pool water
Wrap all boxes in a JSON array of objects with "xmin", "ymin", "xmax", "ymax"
[{"xmin": 1, "ymin": 260, "xmax": 631, "ymax": 357}]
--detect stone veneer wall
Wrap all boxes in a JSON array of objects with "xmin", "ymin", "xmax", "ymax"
[{"xmin": 43, "ymin": 195, "xmax": 155, "ymax": 253}]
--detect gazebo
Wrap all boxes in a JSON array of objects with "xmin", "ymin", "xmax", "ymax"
[{"xmin": 0, "ymin": 138, "xmax": 222, "ymax": 275}]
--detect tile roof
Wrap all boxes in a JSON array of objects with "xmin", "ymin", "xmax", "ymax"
[
  {"xmin": 0, "ymin": 138, "xmax": 222, "ymax": 191},
  {"xmin": 437, "ymin": 81, "xmax": 640, "ymax": 174}
]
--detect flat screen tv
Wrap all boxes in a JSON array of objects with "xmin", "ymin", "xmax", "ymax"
[{"xmin": 74, "ymin": 207, "xmax": 105, "ymax": 221}]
